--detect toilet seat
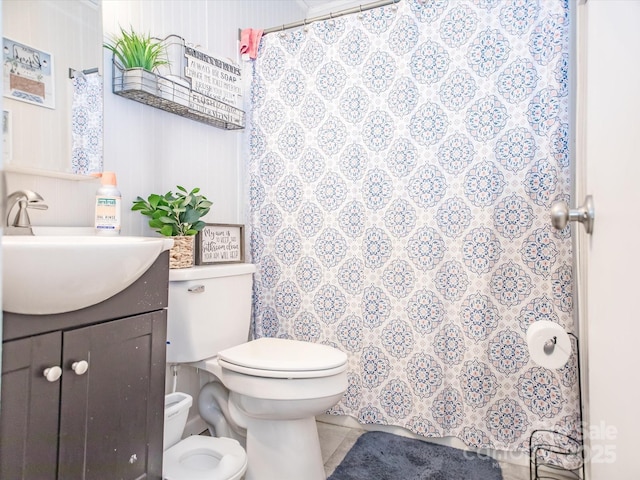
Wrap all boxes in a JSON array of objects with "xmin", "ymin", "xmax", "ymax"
[
  {"xmin": 163, "ymin": 435, "xmax": 247, "ymax": 480},
  {"xmin": 217, "ymin": 337, "xmax": 348, "ymax": 379}
]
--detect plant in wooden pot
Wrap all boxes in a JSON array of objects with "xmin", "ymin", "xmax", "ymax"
[
  {"xmin": 104, "ymin": 26, "xmax": 168, "ymax": 95},
  {"xmin": 132, "ymin": 186, "xmax": 212, "ymax": 269}
]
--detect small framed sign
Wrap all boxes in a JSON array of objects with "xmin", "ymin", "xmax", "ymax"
[
  {"xmin": 3, "ymin": 37, "xmax": 55, "ymax": 109},
  {"xmin": 195, "ymin": 223, "xmax": 244, "ymax": 265}
]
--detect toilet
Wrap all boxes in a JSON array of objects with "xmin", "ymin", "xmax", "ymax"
[
  {"xmin": 163, "ymin": 392, "xmax": 247, "ymax": 480},
  {"xmin": 165, "ymin": 263, "xmax": 348, "ymax": 480}
]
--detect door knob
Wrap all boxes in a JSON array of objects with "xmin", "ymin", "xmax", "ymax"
[
  {"xmin": 43, "ymin": 366, "xmax": 62, "ymax": 382},
  {"xmin": 71, "ymin": 360, "xmax": 89, "ymax": 375},
  {"xmin": 550, "ymin": 195, "xmax": 595, "ymax": 234}
]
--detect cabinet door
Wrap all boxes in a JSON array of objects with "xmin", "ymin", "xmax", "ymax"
[
  {"xmin": 58, "ymin": 311, "xmax": 166, "ymax": 480},
  {"xmin": 0, "ymin": 332, "xmax": 62, "ymax": 480}
]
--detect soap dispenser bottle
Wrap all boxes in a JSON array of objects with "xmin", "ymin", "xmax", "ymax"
[{"xmin": 94, "ymin": 171, "xmax": 121, "ymax": 235}]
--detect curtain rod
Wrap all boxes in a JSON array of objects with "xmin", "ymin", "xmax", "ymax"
[{"xmin": 263, "ymin": 0, "xmax": 400, "ymax": 35}]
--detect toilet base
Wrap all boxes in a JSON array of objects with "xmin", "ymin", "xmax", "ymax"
[{"xmin": 243, "ymin": 416, "xmax": 325, "ymax": 480}]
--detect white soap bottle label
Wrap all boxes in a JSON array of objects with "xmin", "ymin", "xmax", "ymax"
[{"xmin": 95, "ymin": 195, "xmax": 121, "ymax": 233}]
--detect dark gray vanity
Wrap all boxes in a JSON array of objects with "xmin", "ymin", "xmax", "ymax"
[{"xmin": 0, "ymin": 252, "xmax": 169, "ymax": 480}]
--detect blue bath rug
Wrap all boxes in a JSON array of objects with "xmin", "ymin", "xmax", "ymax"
[{"xmin": 328, "ymin": 431, "xmax": 503, "ymax": 480}]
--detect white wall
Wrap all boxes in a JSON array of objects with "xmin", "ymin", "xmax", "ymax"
[
  {"xmin": 102, "ymin": 0, "xmax": 306, "ymax": 235},
  {"xmin": 6, "ymin": 0, "xmax": 306, "ymax": 234},
  {"xmin": 3, "ymin": 0, "xmax": 102, "ymax": 174},
  {"xmin": 582, "ymin": 1, "xmax": 640, "ymax": 478},
  {"xmin": 101, "ymin": 0, "xmax": 307, "ymax": 434}
]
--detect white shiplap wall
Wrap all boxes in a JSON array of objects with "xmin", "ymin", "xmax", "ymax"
[
  {"xmin": 301, "ymin": 0, "xmax": 370, "ymax": 17},
  {"xmin": 6, "ymin": 0, "xmax": 306, "ymax": 234},
  {"xmin": 100, "ymin": 0, "xmax": 308, "ymax": 434},
  {"xmin": 102, "ymin": 0, "xmax": 306, "ymax": 235}
]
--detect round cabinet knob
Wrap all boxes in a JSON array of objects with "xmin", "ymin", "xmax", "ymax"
[
  {"xmin": 43, "ymin": 366, "xmax": 62, "ymax": 382},
  {"xmin": 71, "ymin": 360, "xmax": 89, "ymax": 375}
]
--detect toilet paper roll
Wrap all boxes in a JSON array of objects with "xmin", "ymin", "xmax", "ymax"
[{"xmin": 526, "ymin": 320, "xmax": 572, "ymax": 369}]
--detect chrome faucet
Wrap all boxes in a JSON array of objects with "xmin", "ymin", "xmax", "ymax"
[{"xmin": 5, "ymin": 190, "xmax": 48, "ymax": 235}]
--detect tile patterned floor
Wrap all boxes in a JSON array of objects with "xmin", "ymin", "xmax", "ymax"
[{"xmin": 317, "ymin": 421, "xmax": 531, "ymax": 480}]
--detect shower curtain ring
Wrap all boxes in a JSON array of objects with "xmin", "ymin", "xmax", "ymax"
[
  {"xmin": 279, "ymin": 24, "xmax": 286, "ymax": 38},
  {"xmin": 357, "ymin": 5, "xmax": 364, "ymax": 20},
  {"xmin": 303, "ymin": 18, "xmax": 309, "ymax": 32}
]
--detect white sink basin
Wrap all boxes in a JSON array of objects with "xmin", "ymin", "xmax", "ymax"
[{"xmin": 3, "ymin": 234, "xmax": 173, "ymax": 315}]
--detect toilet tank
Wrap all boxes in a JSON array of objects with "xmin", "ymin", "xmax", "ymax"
[{"xmin": 166, "ymin": 263, "xmax": 256, "ymax": 363}]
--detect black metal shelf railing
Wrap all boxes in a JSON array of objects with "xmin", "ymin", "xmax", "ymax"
[{"xmin": 111, "ymin": 60, "xmax": 245, "ymax": 130}]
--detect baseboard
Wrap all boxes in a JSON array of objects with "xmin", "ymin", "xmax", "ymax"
[{"xmin": 316, "ymin": 413, "xmax": 532, "ymax": 469}]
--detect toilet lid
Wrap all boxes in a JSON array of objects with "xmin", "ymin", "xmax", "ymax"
[
  {"xmin": 218, "ymin": 338, "xmax": 348, "ymax": 378},
  {"xmin": 163, "ymin": 435, "xmax": 247, "ymax": 480}
]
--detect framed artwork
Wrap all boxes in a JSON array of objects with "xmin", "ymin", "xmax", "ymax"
[
  {"xmin": 195, "ymin": 223, "xmax": 245, "ymax": 265},
  {"xmin": 3, "ymin": 37, "xmax": 55, "ymax": 108}
]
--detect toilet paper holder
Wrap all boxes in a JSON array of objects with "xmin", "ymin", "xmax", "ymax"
[
  {"xmin": 529, "ymin": 332, "xmax": 585, "ymax": 480},
  {"xmin": 543, "ymin": 336, "xmax": 557, "ymax": 355},
  {"xmin": 527, "ymin": 321, "xmax": 572, "ymax": 370}
]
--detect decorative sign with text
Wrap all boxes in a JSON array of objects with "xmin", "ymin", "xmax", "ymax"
[
  {"xmin": 189, "ymin": 90, "xmax": 244, "ymax": 126},
  {"xmin": 3, "ymin": 37, "xmax": 55, "ymax": 108},
  {"xmin": 195, "ymin": 223, "xmax": 244, "ymax": 265},
  {"xmin": 184, "ymin": 46, "xmax": 242, "ymax": 109}
]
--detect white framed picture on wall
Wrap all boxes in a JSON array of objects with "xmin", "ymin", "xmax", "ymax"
[{"xmin": 3, "ymin": 37, "xmax": 55, "ymax": 109}]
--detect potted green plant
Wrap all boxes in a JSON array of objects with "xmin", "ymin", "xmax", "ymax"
[
  {"xmin": 132, "ymin": 186, "xmax": 213, "ymax": 268},
  {"xmin": 104, "ymin": 26, "xmax": 168, "ymax": 95}
]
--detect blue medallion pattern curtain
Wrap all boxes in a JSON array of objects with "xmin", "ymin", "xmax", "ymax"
[{"xmin": 247, "ymin": 0, "xmax": 578, "ymax": 454}]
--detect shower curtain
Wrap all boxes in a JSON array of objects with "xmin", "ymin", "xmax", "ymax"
[{"xmin": 247, "ymin": 0, "xmax": 579, "ymax": 454}]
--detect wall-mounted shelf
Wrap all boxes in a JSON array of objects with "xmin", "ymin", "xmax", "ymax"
[{"xmin": 111, "ymin": 61, "xmax": 245, "ymax": 130}]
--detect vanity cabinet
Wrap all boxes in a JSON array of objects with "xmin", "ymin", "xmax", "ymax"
[
  {"xmin": 1, "ymin": 332, "xmax": 61, "ymax": 479},
  {"xmin": 1, "ymin": 252, "xmax": 169, "ymax": 480}
]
